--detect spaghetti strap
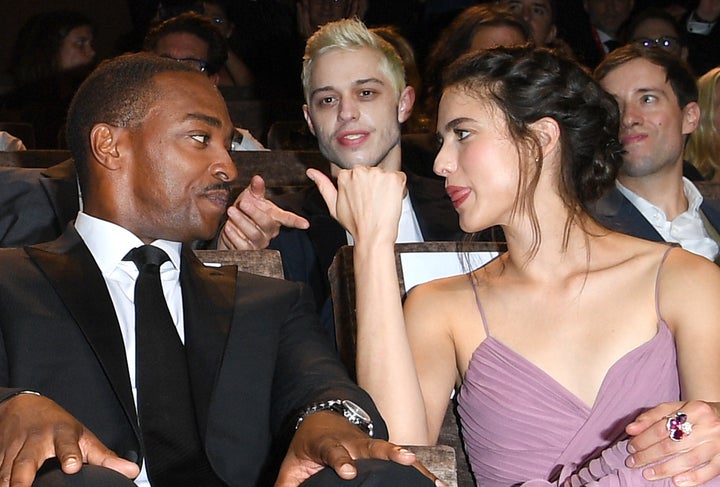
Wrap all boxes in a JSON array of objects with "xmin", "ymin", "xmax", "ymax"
[
  {"xmin": 655, "ymin": 245, "xmax": 677, "ymax": 321},
  {"xmin": 469, "ymin": 271, "xmax": 491, "ymax": 337}
]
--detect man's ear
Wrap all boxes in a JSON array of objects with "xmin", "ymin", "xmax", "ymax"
[
  {"xmin": 302, "ymin": 104, "xmax": 316, "ymax": 136},
  {"xmin": 398, "ymin": 85, "xmax": 415, "ymax": 124},
  {"xmin": 681, "ymin": 101, "xmax": 700, "ymax": 135},
  {"xmin": 89, "ymin": 123, "xmax": 124, "ymax": 171}
]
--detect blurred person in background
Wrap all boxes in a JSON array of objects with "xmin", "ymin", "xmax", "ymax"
[
  {"xmin": 200, "ymin": 0, "xmax": 255, "ymax": 91},
  {"xmin": 422, "ymin": 4, "xmax": 531, "ymax": 133},
  {"xmin": 686, "ymin": 66, "xmax": 720, "ymax": 180},
  {"xmin": 3, "ymin": 10, "xmax": 96, "ymax": 148},
  {"xmin": 621, "ymin": 7, "xmax": 689, "ymax": 62}
]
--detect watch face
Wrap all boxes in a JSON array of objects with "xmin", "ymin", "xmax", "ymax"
[{"xmin": 342, "ymin": 400, "xmax": 372, "ymax": 423}]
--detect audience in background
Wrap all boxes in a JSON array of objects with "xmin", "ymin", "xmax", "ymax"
[
  {"xmin": 593, "ymin": 46, "xmax": 720, "ymax": 263},
  {"xmin": 686, "ymin": 66, "xmax": 720, "ymax": 181},
  {"xmin": 621, "ymin": 7, "xmax": 689, "ymax": 62},
  {"xmin": 199, "ymin": 0, "xmax": 255, "ymax": 91},
  {"xmin": 495, "ymin": 0, "xmax": 555, "ymax": 46},
  {"xmin": 567, "ymin": 0, "xmax": 635, "ymax": 69},
  {"xmin": 3, "ymin": 10, "xmax": 96, "ymax": 148},
  {"xmin": 296, "ymin": 0, "xmax": 368, "ymax": 39},
  {"xmin": 422, "ymin": 4, "xmax": 532, "ymax": 130},
  {"xmin": 142, "ymin": 12, "xmax": 264, "ymax": 150},
  {"xmin": 681, "ymin": 0, "xmax": 720, "ymax": 76}
]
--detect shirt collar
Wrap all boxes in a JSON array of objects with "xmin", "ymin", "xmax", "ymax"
[
  {"xmin": 74, "ymin": 212, "xmax": 182, "ymax": 275},
  {"xmin": 615, "ymin": 177, "xmax": 703, "ymax": 221}
]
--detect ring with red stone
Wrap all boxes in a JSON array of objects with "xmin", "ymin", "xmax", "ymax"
[{"xmin": 665, "ymin": 411, "xmax": 693, "ymax": 441}]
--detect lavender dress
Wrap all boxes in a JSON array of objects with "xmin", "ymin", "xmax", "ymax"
[{"xmin": 456, "ymin": 248, "xmax": 712, "ymax": 486}]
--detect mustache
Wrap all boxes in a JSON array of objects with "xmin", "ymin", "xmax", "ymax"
[{"xmin": 202, "ymin": 182, "xmax": 232, "ymax": 193}]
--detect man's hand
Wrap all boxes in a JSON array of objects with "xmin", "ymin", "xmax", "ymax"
[
  {"xmin": 0, "ymin": 393, "xmax": 139, "ymax": 486},
  {"xmin": 625, "ymin": 400, "xmax": 720, "ymax": 486},
  {"xmin": 274, "ymin": 411, "xmax": 438, "ymax": 487},
  {"xmin": 217, "ymin": 175, "xmax": 309, "ymax": 250}
]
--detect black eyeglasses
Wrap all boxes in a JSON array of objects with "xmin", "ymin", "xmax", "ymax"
[
  {"xmin": 632, "ymin": 36, "xmax": 682, "ymax": 53},
  {"xmin": 160, "ymin": 54, "xmax": 208, "ymax": 73}
]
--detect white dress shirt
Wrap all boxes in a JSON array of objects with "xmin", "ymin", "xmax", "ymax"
[
  {"xmin": 74, "ymin": 212, "xmax": 183, "ymax": 487},
  {"xmin": 616, "ymin": 179, "xmax": 720, "ymax": 261}
]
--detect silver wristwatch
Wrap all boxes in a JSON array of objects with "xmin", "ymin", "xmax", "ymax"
[{"xmin": 295, "ymin": 399, "xmax": 374, "ymax": 437}]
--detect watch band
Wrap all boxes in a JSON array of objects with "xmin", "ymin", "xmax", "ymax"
[{"xmin": 295, "ymin": 399, "xmax": 374, "ymax": 437}]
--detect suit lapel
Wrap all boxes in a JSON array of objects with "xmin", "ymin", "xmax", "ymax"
[
  {"xmin": 303, "ymin": 188, "xmax": 347, "ymax": 276},
  {"xmin": 180, "ymin": 248, "xmax": 235, "ymax": 441},
  {"xmin": 26, "ymin": 228, "xmax": 140, "ymax": 441},
  {"xmin": 592, "ymin": 187, "xmax": 665, "ymax": 242}
]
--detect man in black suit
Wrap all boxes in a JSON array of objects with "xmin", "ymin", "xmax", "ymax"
[
  {"xmin": 0, "ymin": 53, "xmax": 435, "ymax": 487},
  {"xmin": 270, "ymin": 18, "xmax": 464, "ymax": 333},
  {"xmin": 592, "ymin": 45, "xmax": 720, "ymax": 263}
]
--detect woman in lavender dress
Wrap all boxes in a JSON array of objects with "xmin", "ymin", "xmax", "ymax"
[{"xmin": 310, "ymin": 46, "xmax": 720, "ymax": 486}]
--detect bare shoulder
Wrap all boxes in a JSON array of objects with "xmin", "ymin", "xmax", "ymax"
[
  {"xmin": 657, "ymin": 245, "xmax": 720, "ymax": 330},
  {"xmin": 403, "ymin": 269, "xmax": 481, "ymax": 335}
]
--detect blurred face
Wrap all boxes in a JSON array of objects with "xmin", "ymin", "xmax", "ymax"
[
  {"xmin": 59, "ymin": 25, "xmax": 95, "ymax": 71},
  {"xmin": 434, "ymin": 86, "xmax": 521, "ymax": 232},
  {"xmin": 154, "ymin": 32, "xmax": 210, "ymax": 74},
  {"xmin": 599, "ymin": 58, "xmax": 697, "ymax": 182},
  {"xmin": 583, "ymin": 0, "xmax": 635, "ymax": 36},
  {"xmin": 500, "ymin": 0, "xmax": 556, "ymax": 45},
  {"xmin": 303, "ymin": 47, "xmax": 412, "ymax": 172},
  {"xmin": 470, "ymin": 25, "xmax": 528, "ymax": 51},
  {"xmin": 631, "ymin": 18, "xmax": 686, "ymax": 59},
  {"xmin": 203, "ymin": 2, "xmax": 233, "ymax": 38},
  {"xmin": 119, "ymin": 71, "xmax": 237, "ymax": 243},
  {"xmin": 307, "ymin": 0, "xmax": 353, "ymax": 30}
]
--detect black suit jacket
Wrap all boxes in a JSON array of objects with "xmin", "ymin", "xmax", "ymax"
[
  {"xmin": 0, "ymin": 227, "xmax": 386, "ymax": 485},
  {"xmin": 0, "ymin": 159, "xmax": 78, "ymax": 247},
  {"xmin": 592, "ymin": 185, "xmax": 720, "ymax": 242}
]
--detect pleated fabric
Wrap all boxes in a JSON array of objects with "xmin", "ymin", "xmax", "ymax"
[{"xmin": 458, "ymin": 320, "xmax": 680, "ymax": 486}]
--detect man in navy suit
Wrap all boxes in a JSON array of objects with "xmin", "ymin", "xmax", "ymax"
[
  {"xmin": 0, "ymin": 53, "xmax": 435, "ymax": 487},
  {"xmin": 592, "ymin": 45, "xmax": 720, "ymax": 263}
]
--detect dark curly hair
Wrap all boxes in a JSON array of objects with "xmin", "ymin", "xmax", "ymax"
[
  {"xmin": 66, "ymin": 52, "xmax": 198, "ymax": 199},
  {"xmin": 143, "ymin": 12, "xmax": 228, "ymax": 75},
  {"xmin": 442, "ymin": 46, "xmax": 623, "ymax": 254}
]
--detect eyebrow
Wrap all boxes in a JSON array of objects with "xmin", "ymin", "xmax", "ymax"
[
  {"xmin": 183, "ymin": 112, "xmax": 223, "ymax": 127},
  {"xmin": 310, "ymin": 77, "xmax": 386, "ymax": 99},
  {"xmin": 442, "ymin": 117, "xmax": 475, "ymax": 133},
  {"xmin": 634, "ymin": 87, "xmax": 669, "ymax": 98}
]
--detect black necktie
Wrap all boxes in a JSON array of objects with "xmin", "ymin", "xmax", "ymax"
[{"xmin": 124, "ymin": 245, "xmax": 221, "ymax": 486}]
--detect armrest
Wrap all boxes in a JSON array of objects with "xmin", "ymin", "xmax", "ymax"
[{"xmin": 408, "ymin": 444, "xmax": 458, "ymax": 487}]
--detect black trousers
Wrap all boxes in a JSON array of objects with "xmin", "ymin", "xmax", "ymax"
[{"xmin": 34, "ymin": 459, "xmax": 434, "ymax": 486}]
